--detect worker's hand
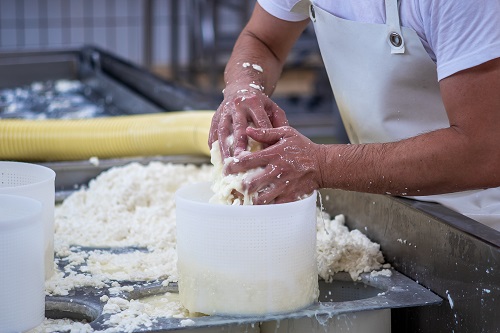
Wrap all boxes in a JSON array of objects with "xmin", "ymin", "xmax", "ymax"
[
  {"xmin": 225, "ymin": 126, "xmax": 323, "ymax": 204},
  {"xmin": 209, "ymin": 89, "xmax": 288, "ymax": 159}
]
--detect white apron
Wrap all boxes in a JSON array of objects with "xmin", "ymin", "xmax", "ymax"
[{"xmin": 306, "ymin": 0, "xmax": 500, "ymax": 230}]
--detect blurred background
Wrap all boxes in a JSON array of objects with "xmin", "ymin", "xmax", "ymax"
[{"xmin": 0, "ymin": 0, "xmax": 348, "ymax": 143}]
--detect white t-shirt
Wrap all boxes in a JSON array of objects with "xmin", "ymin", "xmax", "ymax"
[{"xmin": 258, "ymin": 0, "xmax": 500, "ymax": 81}]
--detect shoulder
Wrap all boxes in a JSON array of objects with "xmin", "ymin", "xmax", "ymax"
[
  {"xmin": 257, "ymin": 0, "xmax": 310, "ymax": 21},
  {"xmin": 410, "ymin": 0, "xmax": 500, "ymax": 80}
]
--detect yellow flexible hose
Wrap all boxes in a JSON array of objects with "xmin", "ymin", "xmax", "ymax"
[{"xmin": 0, "ymin": 111, "xmax": 215, "ymax": 162}]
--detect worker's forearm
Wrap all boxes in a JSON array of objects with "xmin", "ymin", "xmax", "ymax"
[
  {"xmin": 222, "ymin": 3, "xmax": 309, "ymax": 98},
  {"xmin": 319, "ymin": 127, "xmax": 500, "ymax": 196},
  {"xmin": 321, "ymin": 58, "xmax": 500, "ymax": 196},
  {"xmin": 222, "ymin": 31, "xmax": 285, "ymax": 98}
]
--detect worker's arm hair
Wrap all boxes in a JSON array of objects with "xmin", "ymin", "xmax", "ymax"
[
  {"xmin": 317, "ymin": 57, "xmax": 500, "ymax": 195},
  {"xmin": 222, "ymin": 3, "xmax": 309, "ymax": 97}
]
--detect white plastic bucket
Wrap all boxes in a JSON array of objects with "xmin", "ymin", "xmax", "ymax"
[
  {"xmin": 0, "ymin": 194, "xmax": 45, "ymax": 332},
  {"xmin": 0, "ymin": 161, "xmax": 56, "ymax": 279},
  {"xmin": 175, "ymin": 182, "xmax": 318, "ymax": 316}
]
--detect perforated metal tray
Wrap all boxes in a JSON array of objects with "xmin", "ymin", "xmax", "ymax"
[{"xmin": 46, "ymin": 245, "xmax": 441, "ymax": 332}]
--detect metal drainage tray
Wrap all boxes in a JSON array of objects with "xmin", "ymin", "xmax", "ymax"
[
  {"xmin": 0, "ymin": 46, "xmax": 218, "ymax": 115},
  {"xmin": 46, "ymin": 246, "xmax": 441, "ymax": 332}
]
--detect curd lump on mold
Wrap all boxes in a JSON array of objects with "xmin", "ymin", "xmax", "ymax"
[{"xmin": 209, "ymin": 139, "xmax": 263, "ymax": 205}]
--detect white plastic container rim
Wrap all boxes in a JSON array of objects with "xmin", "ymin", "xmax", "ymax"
[
  {"xmin": 175, "ymin": 181, "xmax": 319, "ymax": 316},
  {"xmin": 0, "ymin": 161, "xmax": 56, "ymax": 279}
]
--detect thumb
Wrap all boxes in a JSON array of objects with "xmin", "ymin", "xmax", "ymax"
[{"xmin": 246, "ymin": 126, "xmax": 285, "ymax": 145}]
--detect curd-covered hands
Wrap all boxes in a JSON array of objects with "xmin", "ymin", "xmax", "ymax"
[
  {"xmin": 209, "ymin": 89, "xmax": 288, "ymax": 159},
  {"xmin": 225, "ymin": 126, "xmax": 324, "ymax": 204}
]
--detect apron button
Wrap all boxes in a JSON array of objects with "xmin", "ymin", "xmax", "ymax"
[
  {"xmin": 310, "ymin": 4, "xmax": 316, "ymax": 19},
  {"xmin": 389, "ymin": 32, "xmax": 403, "ymax": 47}
]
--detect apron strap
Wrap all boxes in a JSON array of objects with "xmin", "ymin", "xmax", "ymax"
[{"xmin": 385, "ymin": 0, "xmax": 406, "ymax": 54}]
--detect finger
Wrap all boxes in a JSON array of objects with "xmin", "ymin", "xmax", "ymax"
[
  {"xmin": 252, "ymin": 184, "xmax": 280, "ymax": 205},
  {"xmin": 246, "ymin": 126, "xmax": 288, "ymax": 145},
  {"xmin": 273, "ymin": 195, "xmax": 295, "ymax": 204},
  {"xmin": 225, "ymin": 150, "xmax": 270, "ymax": 174},
  {"xmin": 243, "ymin": 163, "xmax": 282, "ymax": 194},
  {"xmin": 266, "ymin": 101, "xmax": 289, "ymax": 127},
  {"xmin": 218, "ymin": 105, "xmax": 235, "ymax": 159},
  {"xmin": 273, "ymin": 184, "xmax": 308, "ymax": 204},
  {"xmin": 252, "ymin": 178, "xmax": 299, "ymax": 205},
  {"xmin": 260, "ymin": 183, "xmax": 309, "ymax": 205},
  {"xmin": 247, "ymin": 98, "xmax": 273, "ymax": 130},
  {"xmin": 208, "ymin": 110, "xmax": 221, "ymax": 148},
  {"xmin": 232, "ymin": 104, "xmax": 250, "ymax": 157}
]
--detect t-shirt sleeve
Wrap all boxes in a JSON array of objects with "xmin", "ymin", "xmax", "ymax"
[
  {"xmin": 423, "ymin": 0, "xmax": 500, "ymax": 80},
  {"xmin": 257, "ymin": 0, "xmax": 310, "ymax": 22}
]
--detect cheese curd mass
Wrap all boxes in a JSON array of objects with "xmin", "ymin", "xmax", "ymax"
[
  {"xmin": 36, "ymin": 162, "xmax": 387, "ymax": 332},
  {"xmin": 209, "ymin": 139, "xmax": 263, "ymax": 205}
]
